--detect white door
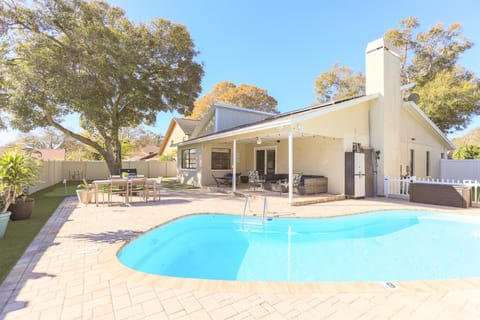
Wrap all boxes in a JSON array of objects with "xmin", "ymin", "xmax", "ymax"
[{"xmin": 354, "ymin": 153, "xmax": 366, "ymax": 197}]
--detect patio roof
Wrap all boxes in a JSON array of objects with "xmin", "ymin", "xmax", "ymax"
[{"xmin": 178, "ymin": 94, "xmax": 379, "ymax": 146}]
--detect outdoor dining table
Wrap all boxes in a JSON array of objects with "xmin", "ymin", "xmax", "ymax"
[{"xmin": 93, "ymin": 177, "xmax": 150, "ymax": 206}]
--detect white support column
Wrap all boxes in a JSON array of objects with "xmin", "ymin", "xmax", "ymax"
[
  {"xmin": 232, "ymin": 139, "xmax": 237, "ymax": 193},
  {"xmin": 288, "ymin": 132, "xmax": 293, "ymax": 204}
]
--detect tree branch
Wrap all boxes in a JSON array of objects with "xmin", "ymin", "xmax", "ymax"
[{"xmin": 44, "ymin": 114, "xmax": 106, "ymax": 157}]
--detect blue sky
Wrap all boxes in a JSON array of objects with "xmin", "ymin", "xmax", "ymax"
[{"xmin": 1, "ymin": 0, "xmax": 479, "ymax": 145}]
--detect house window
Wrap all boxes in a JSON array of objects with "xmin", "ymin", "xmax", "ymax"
[
  {"xmin": 426, "ymin": 151, "xmax": 430, "ymax": 177},
  {"xmin": 181, "ymin": 149, "xmax": 197, "ymax": 169},
  {"xmin": 211, "ymin": 148, "xmax": 231, "ymax": 170},
  {"xmin": 409, "ymin": 149, "xmax": 415, "ymax": 176}
]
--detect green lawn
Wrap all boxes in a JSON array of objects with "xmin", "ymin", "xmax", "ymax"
[
  {"xmin": 0, "ymin": 177, "xmax": 196, "ymax": 284},
  {"xmin": 161, "ymin": 177, "xmax": 199, "ymax": 190}
]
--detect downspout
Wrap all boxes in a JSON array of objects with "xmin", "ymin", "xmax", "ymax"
[
  {"xmin": 288, "ymin": 132, "xmax": 293, "ymax": 204},
  {"xmin": 368, "ymin": 109, "xmax": 371, "ymax": 147},
  {"xmin": 232, "ymin": 139, "xmax": 237, "ymax": 193}
]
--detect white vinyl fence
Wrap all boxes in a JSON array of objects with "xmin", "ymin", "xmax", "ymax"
[
  {"xmin": 31, "ymin": 160, "xmax": 177, "ymax": 193},
  {"xmin": 384, "ymin": 176, "xmax": 480, "ymax": 206},
  {"xmin": 441, "ymin": 159, "xmax": 480, "ymax": 181}
]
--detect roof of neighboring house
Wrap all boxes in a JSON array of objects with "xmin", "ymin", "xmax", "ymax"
[
  {"xmin": 125, "ymin": 145, "xmax": 160, "ymax": 161},
  {"xmin": 159, "ymin": 118, "xmax": 200, "ymax": 155},
  {"xmin": 0, "ymin": 147, "xmax": 66, "ymax": 160},
  {"xmin": 174, "ymin": 118, "xmax": 199, "ymax": 135}
]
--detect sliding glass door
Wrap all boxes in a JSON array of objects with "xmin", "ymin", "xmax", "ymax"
[{"xmin": 255, "ymin": 147, "xmax": 276, "ymax": 176}]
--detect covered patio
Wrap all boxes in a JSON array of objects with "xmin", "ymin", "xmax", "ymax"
[{"xmin": 177, "ymin": 95, "xmax": 379, "ymax": 203}]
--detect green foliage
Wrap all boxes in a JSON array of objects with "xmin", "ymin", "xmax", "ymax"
[
  {"xmin": 0, "ymin": 149, "xmax": 41, "ymax": 212},
  {"xmin": 452, "ymin": 144, "xmax": 480, "ymax": 160},
  {"xmin": 386, "ymin": 17, "xmax": 479, "ymax": 133},
  {"xmin": 189, "ymin": 81, "xmax": 279, "ymax": 120},
  {"xmin": 159, "ymin": 150, "xmax": 176, "ymax": 161},
  {"xmin": 314, "ymin": 62, "xmax": 365, "ymax": 103},
  {"xmin": 414, "ymin": 68, "xmax": 480, "ymax": 132},
  {"xmin": 0, "ymin": 0, "xmax": 203, "ymax": 174},
  {"xmin": 5, "ymin": 128, "xmax": 64, "ymax": 149},
  {"xmin": 313, "ymin": 17, "xmax": 480, "ymax": 134}
]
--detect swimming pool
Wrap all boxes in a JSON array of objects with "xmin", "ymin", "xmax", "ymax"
[{"xmin": 117, "ymin": 210, "xmax": 480, "ymax": 281}]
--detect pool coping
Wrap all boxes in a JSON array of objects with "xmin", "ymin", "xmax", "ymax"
[{"xmin": 99, "ymin": 209, "xmax": 480, "ymax": 295}]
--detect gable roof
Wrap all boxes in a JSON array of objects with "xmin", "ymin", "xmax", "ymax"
[
  {"xmin": 191, "ymin": 103, "xmax": 277, "ymax": 139},
  {"xmin": 159, "ymin": 118, "xmax": 200, "ymax": 155},
  {"xmin": 403, "ymin": 101, "xmax": 456, "ymax": 149},
  {"xmin": 174, "ymin": 118, "xmax": 199, "ymax": 135}
]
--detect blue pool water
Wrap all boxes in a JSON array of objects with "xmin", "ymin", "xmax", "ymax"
[{"xmin": 117, "ymin": 211, "xmax": 480, "ymax": 281}]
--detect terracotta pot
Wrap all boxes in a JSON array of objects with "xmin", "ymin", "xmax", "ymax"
[
  {"xmin": 0, "ymin": 211, "xmax": 11, "ymax": 238},
  {"xmin": 9, "ymin": 198, "xmax": 35, "ymax": 220}
]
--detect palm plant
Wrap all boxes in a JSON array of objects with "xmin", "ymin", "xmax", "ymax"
[{"xmin": 0, "ymin": 149, "xmax": 41, "ymax": 212}]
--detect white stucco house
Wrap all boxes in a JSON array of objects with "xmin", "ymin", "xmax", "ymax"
[{"xmin": 175, "ymin": 38, "xmax": 455, "ymax": 203}]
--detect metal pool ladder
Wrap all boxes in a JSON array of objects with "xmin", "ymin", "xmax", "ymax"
[{"xmin": 242, "ymin": 196, "xmax": 268, "ymax": 226}]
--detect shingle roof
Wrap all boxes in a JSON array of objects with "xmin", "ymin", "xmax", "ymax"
[
  {"xmin": 174, "ymin": 118, "xmax": 199, "ymax": 135},
  {"xmin": 182, "ymin": 95, "xmax": 366, "ymax": 142}
]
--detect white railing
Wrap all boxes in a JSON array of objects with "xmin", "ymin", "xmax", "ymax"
[{"xmin": 384, "ymin": 176, "xmax": 480, "ymax": 206}]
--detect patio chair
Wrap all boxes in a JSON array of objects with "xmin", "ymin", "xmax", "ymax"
[
  {"xmin": 248, "ymin": 170, "xmax": 263, "ymax": 190},
  {"xmin": 108, "ymin": 179, "xmax": 129, "ymax": 205},
  {"xmin": 128, "ymin": 177, "xmax": 147, "ymax": 202},
  {"xmin": 211, "ymin": 174, "xmax": 229, "ymax": 187},
  {"xmin": 144, "ymin": 176, "xmax": 162, "ymax": 201}
]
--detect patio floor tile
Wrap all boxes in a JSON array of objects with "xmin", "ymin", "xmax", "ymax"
[{"xmin": 1, "ymin": 190, "xmax": 480, "ymax": 319}]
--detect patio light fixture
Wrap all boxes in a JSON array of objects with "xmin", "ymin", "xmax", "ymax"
[{"xmin": 256, "ymin": 137, "xmax": 262, "ymax": 145}]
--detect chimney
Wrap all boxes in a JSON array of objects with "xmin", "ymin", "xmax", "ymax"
[
  {"xmin": 365, "ymin": 38, "xmax": 401, "ymax": 96},
  {"xmin": 365, "ymin": 38, "xmax": 402, "ymax": 195}
]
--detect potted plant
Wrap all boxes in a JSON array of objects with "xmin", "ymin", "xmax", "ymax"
[
  {"xmin": 0, "ymin": 149, "xmax": 41, "ymax": 223},
  {"xmin": 76, "ymin": 183, "xmax": 92, "ymax": 205},
  {"xmin": 0, "ymin": 192, "xmax": 11, "ymax": 239}
]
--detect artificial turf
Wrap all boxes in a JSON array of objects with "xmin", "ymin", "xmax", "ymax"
[{"xmin": 0, "ymin": 181, "xmax": 77, "ymax": 284}]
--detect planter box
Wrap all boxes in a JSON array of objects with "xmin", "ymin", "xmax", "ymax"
[
  {"xmin": 295, "ymin": 176, "xmax": 328, "ymax": 195},
  {"xmin": 409, "ymin": 183, "xmax": 471, "ymax": 208}
]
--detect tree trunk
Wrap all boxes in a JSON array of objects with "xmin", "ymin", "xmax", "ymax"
[
  {"xmin": 105, "ymin": 156, "xmax": 122, "ymax": 176},
  {"xmin": 104, "ymin": 138, "xmax": 123, "ymax": 176}
]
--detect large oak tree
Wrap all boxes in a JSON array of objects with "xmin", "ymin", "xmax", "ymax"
[{"xmin": 0, "ymin": 0, "xmax": 203, "ymax": 174}]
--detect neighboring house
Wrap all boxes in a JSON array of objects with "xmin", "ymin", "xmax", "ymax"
[
  {"xmin": 124, "ymin": 145, "xmax": 160, "ymax": 161},
  {"xmin": 176, "ymin": 38, "xmax": 455, "ymax": 203},
  {"xmin": 0, "ymin": 147, "xmax": 66, "ymax": 160},
  {"xmin": 159, "ymin": 118, "xmax": 200, "ymax": 157}
]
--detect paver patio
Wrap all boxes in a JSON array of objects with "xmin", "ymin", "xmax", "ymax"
[{"xmin": 1, "ymin": 189, "xmax": 480, "ymax": 319}]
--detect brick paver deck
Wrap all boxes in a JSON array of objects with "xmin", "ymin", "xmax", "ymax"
[{"xmin": 1, "ymin": 190, "xmax": 480, "ymax": 319}]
